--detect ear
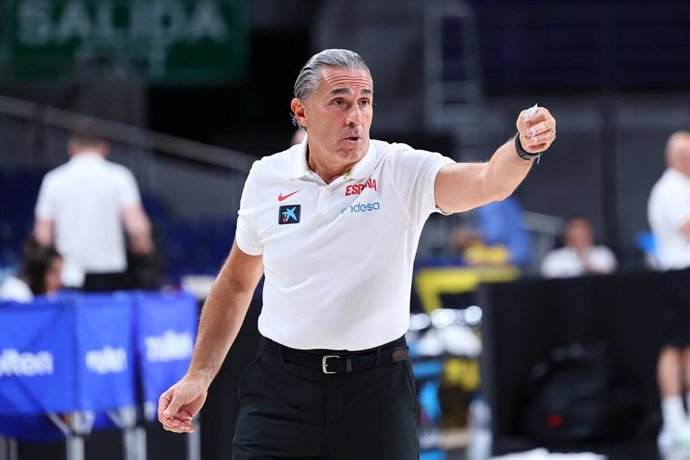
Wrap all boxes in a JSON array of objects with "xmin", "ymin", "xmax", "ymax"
[
  {"xmin": 98, "ymin": 142, "xmax": 110, "ymax": 157},
  {"xmin": 66, "ymin": 140, "xmax": 78, "ymax": 157},
  {"xmin": 291, "ymin": 98, "xmax": 307, "ymax": 128}
]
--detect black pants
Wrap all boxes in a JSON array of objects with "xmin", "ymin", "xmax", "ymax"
[
  {"xmin": 232, "ymin": 337, "xmax": 418, "ymax": 460},
  {"xmin": 661, "ymin": 267, "xmax": 690, "ymax": 347},
  {"xmin": 82, "ymin": 271, "xmax": 130, "ymax": 292}
]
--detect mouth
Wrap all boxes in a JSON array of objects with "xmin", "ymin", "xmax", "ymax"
[
  {"xmin": 342, "ymin": 137, "xmax": 363, "ymax": 149},
  {"xmin": 342, "ymin": 133, "xmax": 362, "ymax": 142}
]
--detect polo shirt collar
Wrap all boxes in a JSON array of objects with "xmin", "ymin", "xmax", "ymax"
[
  {"xmin": 288, "ymin": 136, "xmax": 310, "ymax": 179},
  {"xmin": 287, "ymin": 135, "xmax": 377, "ymax": 181},
  {"xmin": 348, "ymin": 140, "xmax": 377, "ymax": 180}
]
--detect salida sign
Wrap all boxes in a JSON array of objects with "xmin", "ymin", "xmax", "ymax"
[{"xmin": 3, "ymin": 0, "xmax": 247, "ymax": 84}]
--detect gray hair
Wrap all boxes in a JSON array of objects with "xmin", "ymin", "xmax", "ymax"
[{"xmin": 291, "ymin": 49, "xmax": 372, "ymax": 128}]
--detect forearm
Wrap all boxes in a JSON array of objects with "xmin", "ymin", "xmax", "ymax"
[
  {"xmin": 33, "ymin": 219, "xmax": 54, "ymax": 246},
  {"xmin": 482, "ymin": 138, "xmax": 534, "ymax": 200},
  {"xmin": 435, "ymin": 139, "xmax": 533, "ymax": 213},
  {"xmin": 122, "ymin": 206, "xmax": 154, "ymax": 254},
  {"xmin": 484, "ymin": 104, "xmax": 557, "ymax": 200},
  {"xmin": 435, "ymin": 105, "xmax": 556, "ymax": 214},
  {"xmin": 129, "ymin": 232, "xmax": 153, "ymax": 255},
  {"xmin": 186, "ymin": 273, "xmax": 255, "ymax": 388},
  {"xmin": 185, "ymin": 243, "xmax": 263, "ymax": 389}
]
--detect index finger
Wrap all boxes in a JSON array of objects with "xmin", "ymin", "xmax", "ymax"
[
  {"xmin": 158, "ymin": 389, "xmax": 174, "ymax": 422},
  {"xmin": 519, "ymin": 107, "xmax": 552, "ymax": 130},
  {"xmin": 526, "ymin": 120, "xmax": 556, "ymax": 137}
]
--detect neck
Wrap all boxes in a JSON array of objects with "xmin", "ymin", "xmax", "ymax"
[{"xmin": 307, "ymin": 148, "xmax": 355, "ymax": 185}]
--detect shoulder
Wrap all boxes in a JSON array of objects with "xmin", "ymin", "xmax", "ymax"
[
  {"xmin": 249, "ymin": 147, "xmax": 295, "ymax": 176},
  {"xmin": 373, "ymin": 139, "xmax": 452, "ymax": 168},
  {"xmin": 373, "ymin": 139, "xmax": 414, "ymax": 158},
  {"xmin": 0, "ymin": 276, "xmax": 33, "ymax": 302},
  {"xmin": 99, "ymin": 162, "xmax": 140, "ymax": 190},
  {"xmin": 593, "ymin": 245, "xmax": 616, "ymax": 257},
  {"xmin": 104, "ymin": 161, "xmax": 135, "ymax": 177},
  {"xmin": 42, "ymin": 163, "xmax": 70, "ymax": 183},
  {"xmin": 38, "ymin": 164, "xmax": 73, "ymax": 194},
  {"xmin": 544, "ymin": 247, "xmax": 571, "ymax": 260},
  {"xmin": 658, "ymin": 169, "xmax": 688, "ymax": 190},
  {"xmin": 651, "ymin": 170, "xmax": 687, "ymax": 203}
]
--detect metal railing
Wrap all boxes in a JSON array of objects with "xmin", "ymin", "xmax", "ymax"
[
  {"xmin": 0, "ymin": 95, "xmax": 257, "ymax": 223},
  {"xmin": 0, "ymin": 95, "xmax": 257, "ymax": 173}
]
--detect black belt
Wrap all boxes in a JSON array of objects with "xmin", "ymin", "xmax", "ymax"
[{"xmin": 262, "ymin": 336, "xmax": 410, "ymax": 375}]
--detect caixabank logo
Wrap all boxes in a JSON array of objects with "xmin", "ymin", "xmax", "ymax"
[{"xmin": 279, "ymin": 204, "xmax": 301, "ymax": 225}]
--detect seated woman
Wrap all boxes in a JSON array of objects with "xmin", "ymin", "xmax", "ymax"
[{"xmin": 0, "ymin": 237, "xmax": 63, "ymax": 301}]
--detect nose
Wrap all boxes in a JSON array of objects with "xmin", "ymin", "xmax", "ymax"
[{"xmin": 345, "ymin": 105, "xmax": 363, "ymax": 127}]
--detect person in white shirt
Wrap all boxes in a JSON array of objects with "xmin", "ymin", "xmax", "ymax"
[
  {"xmin": 157, "ymin": 49, "xmax": 557, "ymax": 459},
  {"xmin": 0, "ymin": 238, "xmax": 63, "ymax": 302},
  {"xmin": 648, "ymin": 130, "xmax": 690, "ymax": 452},
  {"xmin": 33, "ymin": 122, "xmax": 153, "ymax": 291},
  {"xmin": 540, "ymin": 217, "xmax": 617, "ymax": 278}
]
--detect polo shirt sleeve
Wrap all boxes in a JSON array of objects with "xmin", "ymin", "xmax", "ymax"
[
  {"xmin": 35, "ymin": 173, "xmax": 55, "ymax": 220},
  {"xmin": 117, "ymin": 168, "xmax": 143, "ymax": 208},
  {"xmin": 387, "ymin": 144, "xmax": 455, "ymax": 226},
  {"xmin": 235, "ymin": 164, "xmax": 263, "ymax": 256},
  {"xmin": 663, "ymin": 181, "xmax": 690, "ymax": 230}
]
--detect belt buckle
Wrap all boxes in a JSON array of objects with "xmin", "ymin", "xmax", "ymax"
[{"xmin": 322, "ymin": 355, "xmax": 340, "ymax": 374}]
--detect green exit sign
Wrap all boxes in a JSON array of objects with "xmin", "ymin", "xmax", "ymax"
[{"xmin": 2, "ymin": 0, "xmax": 247, "ymax": 85}]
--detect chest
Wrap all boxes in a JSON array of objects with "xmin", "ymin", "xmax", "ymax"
[{"xmin": 254, "ymin": 176, "xmax": 409, "ymax": 269}]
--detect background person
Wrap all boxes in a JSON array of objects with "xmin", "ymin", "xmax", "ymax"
[
  {"xmin": 451, "ymin": 195, "xmax": 534, "ymax": 268},
  {"xmin": 0, "ymin": 237, "xmax": 62, "ymax": 301},
  {"xmin": 33, "ymin": 121, "xmax": 153, "ymax": 292},
  {"xmin": 648, "ymin": 130, "xmax": 690, "ymax": 452},
  {"xmin": 540, "ymin": 217, "xmax": 617, "ymax": 278}
]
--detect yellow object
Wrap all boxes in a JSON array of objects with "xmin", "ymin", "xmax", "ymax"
[
  {"xmin": 444, "ymin": 357, "xmax": 480, "ymax": 390},
  {"xmin": 413, "ymin": 266, "xmax": 519, "ymax": 422},
  {"xmin": 414, "ymin": 266, "xmax": 519, "ymax": 313},
  {"xmin": 464, "ymin": 244, "xmax": 510, "ymax": 266}
]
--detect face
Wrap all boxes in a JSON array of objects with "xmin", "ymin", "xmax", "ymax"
[
  {"xmin": 666, "ymin": 132, "xmax": 690, "ymax": 178},
  {"xmin": 565, "ymin": 219, "xmax": 594, "ymax": 251},
  {"xmin": 44, "ymin": 256, "xmax": 63, "ymax": 294},
  {"xmin": 291, "ymin": 68, "xmax": 373, "ymax": 173}
]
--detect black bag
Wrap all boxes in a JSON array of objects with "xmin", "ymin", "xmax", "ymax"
[{"xmin": 521, "ymin": 343, "xmax": 643, "ymax": 441}]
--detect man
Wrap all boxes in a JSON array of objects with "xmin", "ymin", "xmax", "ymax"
[
  {"xmin": 648, "ymin": 130, "xmax": 690, "ymax": 452},
  {"xmin": 540, "ymin": 217, "xmax": 617, "ymax": 278},
  {"xmin": 158, "ymin": 49, "xmax": 556, "ymax": 459},
  {"xmin": 33, "ymin": 121, "xmax": 153, "ymax": 291}
]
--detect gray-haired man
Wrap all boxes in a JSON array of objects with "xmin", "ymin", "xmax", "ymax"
[{"xmin": 158, "ymin": 49, "xmax": 556, "ymax": 459}]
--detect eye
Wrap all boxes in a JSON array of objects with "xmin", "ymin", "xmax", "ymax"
[
  {"xmin": 358, "ymin": 99, "xmax": 371, "ymax": 107},
  {"xmin": 331, "ymin": 98, "xmax": 344, "ymax": 106}
]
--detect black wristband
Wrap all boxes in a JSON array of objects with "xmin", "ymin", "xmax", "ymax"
[{"xmin": 514, "ymin": 133, "xmax": 541, "ymax": 161}]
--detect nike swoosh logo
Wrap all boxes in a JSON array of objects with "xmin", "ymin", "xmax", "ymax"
[{"xmin": 278, "ymin": 190, "xmax": 300, "ymax": 201}]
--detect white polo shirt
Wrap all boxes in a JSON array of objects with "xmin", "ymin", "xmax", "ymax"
[
  {"xmin": 35, "ymin": 153, "xmax": 142, "ymax": 287},
  {"xmin": 540, "ymin": 246, "xmax": 617, "ymax": 278},
  {"xmin": 648, "ymin": 168, "xmax": 690, "ymax": 270},
  {"xmin": 236, "ymin": 138, "xmax": 454, "ymax": 350}
]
